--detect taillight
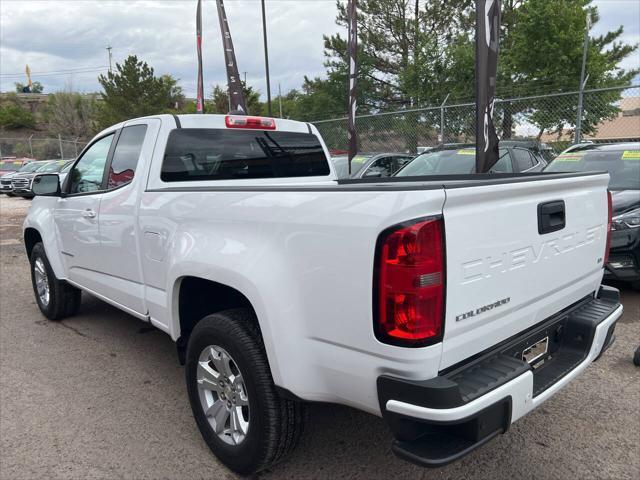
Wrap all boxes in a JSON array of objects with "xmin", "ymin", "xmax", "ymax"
[
  {"xmin": 374, "ymin": 217, "xmax": 445, "ymax": 347},
  {"xmin": 604, "ymin": 190, "xmax": 612, "ymax": 265},
  {"xmin": 225, "ymin": 115, "xmax": 276, "ymax": 130}
]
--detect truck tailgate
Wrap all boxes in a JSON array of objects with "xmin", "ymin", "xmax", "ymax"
[{"xmin": 440, "ymin": 173, "xmax": 610, "ymax": 370}]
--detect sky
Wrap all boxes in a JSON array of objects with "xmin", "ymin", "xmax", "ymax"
[{"xmin": 0, "ymin": 0, "xmax": 639, "ymax": 100}]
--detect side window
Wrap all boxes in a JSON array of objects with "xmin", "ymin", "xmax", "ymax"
[
  {"xmin": 108, "ymin": 125, "xmax": 147, "ymax": 189},
  {"xmin": 364, "ymin": 157, "xmax": 396, "ymax": 177},
  {"xmin": 69, "ymin": 134, "xmax": 114, "ymax": 194},
  {"xmin": 513, "ymin": 148, "xmax": 535, "ymax": 171},
  {"xmin": 395, "ymin": 156, "xmax": 412, "ymax": 172},
  {"xmin": 491, "ymin": 149, "xmax": 514, "ymax": 173}
]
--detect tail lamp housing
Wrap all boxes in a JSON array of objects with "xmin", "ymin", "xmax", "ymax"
[
  {"xmin": 373, "ymin": 217, "xmax": 445, "ymax": 347},
  {"xmin": 604, "ymin": 190, "xmax": 612, "ymax": 265}
]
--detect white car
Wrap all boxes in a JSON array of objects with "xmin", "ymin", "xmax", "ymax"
[{"xmin": 24, "ymin": 114, "xmax": 622, "ymax": 474}]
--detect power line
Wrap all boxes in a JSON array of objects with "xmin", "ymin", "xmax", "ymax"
[{"xmin": 0, "ymin": 66, "xmax": 108, "ymax": 77}]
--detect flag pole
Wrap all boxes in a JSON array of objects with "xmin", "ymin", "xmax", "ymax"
[
  {"xmin": 261, "ymin": 0, "xmax": 273, "ymax": 117},
  {"xmin": 475, "ymin": 0, "xmax": 501, "ymax": 173},
  {"xmin": 196, "ymin": 0, "xmax": 205, "ymax": 113},
  {"xmin": 215, "ymin": 0, "xmax": 247, "ymax": 113},
  {"xmin": 346, "ymin": 0, "xmax": 358, "ymax": 175}
]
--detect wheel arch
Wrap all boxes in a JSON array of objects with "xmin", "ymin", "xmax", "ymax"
[
  {"xmin": 172, "ymin": 276, "xmax": 280, "ymax": 382},
  {"xmin": 24, "ymin": 227, "xmax": 42, "ymax": 258}
]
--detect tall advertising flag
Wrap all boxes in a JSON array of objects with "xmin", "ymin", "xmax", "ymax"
[
  {"xmin": 475, "ymin": 0, "xmax": 501, "ymax": 173},
  {"xmin": 215, "ymin": 0, "xmax": 247, "ymax": 113},
  {"xmin": 196, "ymin": 0, "xmax": 205, "ymax": 113},
  {"xmin": 346, "ymin": 0, "xmax": 358, "ymax": 174}
]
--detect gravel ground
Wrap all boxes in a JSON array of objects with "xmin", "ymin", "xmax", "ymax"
[{"xmin": 1, "ymin": 194, "xmax": 639, "ymax": 480}]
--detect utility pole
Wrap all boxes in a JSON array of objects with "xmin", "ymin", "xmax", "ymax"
[
  {"xmin": 106, "ymin": 45, "xmax": 113, "ymax": 73},
  {"xmin": 574, "ymin": 12, "xmax": 591, "ymax": 144},
  {"xmin": 261, "ymin": 0, "xmax": 272, "ymax": 116},
  {"xmin": 243, "ymin": 71, "xmax": 247, "ymax": 84},
  {"xmin": 278, "ymin": 83, "xmax": 283, "ymax": 118}
]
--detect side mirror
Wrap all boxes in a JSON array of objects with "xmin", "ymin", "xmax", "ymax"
[{"xmin": 32, "ymin": 174, "xmax": 61, "ymax": 197}]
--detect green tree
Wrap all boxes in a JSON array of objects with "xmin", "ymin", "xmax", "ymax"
[
  {"xmin": 506, "ymin": 0, "xmax": 638, "ymax": 138},
  {"xmin": 208, "ymin": 82, "xmax": 263, "ymax": 115},
  {"xmin": 15, "ymin": 81, "xmax": 44, "ymax": 93},
  {"xmin": 46, "ymin": 90, "xmax": 97, "ymax": 138},
  {"xmin": 0, "ymin": 95, "xmax": 35, "ymax": 129},
  {"xmin": 96, "ymin": 55, "xmax": 182, "ymax": 129}
]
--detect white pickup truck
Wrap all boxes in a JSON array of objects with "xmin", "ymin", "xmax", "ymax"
[{"xmin": 24, "ymin": 114, "xmax": 622, "ymax": 474}]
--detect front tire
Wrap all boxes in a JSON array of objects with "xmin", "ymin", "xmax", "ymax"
[
  {"xmin": 185, "ymin": 309, "xmax": 305, "ymax": 475},
  {"xmin": 29, "ymin": 242, "xmax": 81, "ymax": 320}
]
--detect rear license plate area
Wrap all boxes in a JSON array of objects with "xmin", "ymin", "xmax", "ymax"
[{"xmin": 522, "ymin": 337, "xmax": 549, "ymax": 368}]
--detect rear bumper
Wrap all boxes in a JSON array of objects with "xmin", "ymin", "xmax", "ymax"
[{"xmin": 377, "ymin": 286, "xmax": 622, "ymax": 467}]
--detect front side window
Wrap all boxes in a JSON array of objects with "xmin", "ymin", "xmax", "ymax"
[
  {"xmin": 161, "ymin": 129, "xmax": 330, "ymax": 182},
  {"xmin": 108, "ymin": 125, "xmax": 147, "ymax": 189},
  {"xmin": 69, "ymin": 134, "xmax": 114, "ymax": 194},
  {"xmin": 363, "ymin": 157, "xmax": 397, "ymax": 177},
  {"xmin": 490, "ymin": 152, "xmax": 514, "ymax": 173}
]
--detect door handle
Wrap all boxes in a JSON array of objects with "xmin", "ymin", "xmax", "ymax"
[
  {"xmin": 537, "ymin": 200, "xmax": 565, "ymax": 235},
  {"xmin": 81, "ymin": 209, "xmax": 96, "ymax": 219}
]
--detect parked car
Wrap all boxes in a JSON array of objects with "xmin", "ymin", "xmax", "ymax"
[
  {"xmin": 25, "ymin": 114, "xmax": 621, "ymax": 474},
  {"xmin": 332, "ymin": 152, "xmax": 414, "ymax": 179},
  {"xmin": 395, "ymin": 141, "xmax": 547, "ymax": 176},
  {"xmin": 0, "ymin": 158, "xmax": 33, "ymax": 177},
  {"xmin": 1, "ymin": 161, "xmax": 44, "ymax": 195},
  {"xmin": 545, "ymin": 142, "xmax": 640, "ymax": 289},
  {"xmin": 12, "ymin": 160, "xmax": 72, "ymax": 198}
]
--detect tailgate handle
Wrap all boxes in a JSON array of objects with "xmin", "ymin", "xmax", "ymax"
[{"xmin": 538, "ymin": 200, "xmax": 565, "ymax": 235}]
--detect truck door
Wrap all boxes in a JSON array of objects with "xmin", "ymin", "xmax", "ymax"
[
  {"xmin": 96, "ymin": 118, "xmax": 160, "ymax": 315},
  {"xmin": 54, "ymin": 133, "xmax": 115, "ymax": 290}
]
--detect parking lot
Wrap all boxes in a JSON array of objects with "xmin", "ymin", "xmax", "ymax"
[{"xmin": 0, "ymin": 194, "xmax": 638, "ymax": 480}]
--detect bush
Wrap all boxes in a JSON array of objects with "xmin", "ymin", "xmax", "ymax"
[{"xmin": 0, "ymin": 102, "xmax": 35, "ymax": 129}]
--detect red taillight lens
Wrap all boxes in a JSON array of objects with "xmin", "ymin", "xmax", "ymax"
[
  {"xmin": 225, "ymin": 115, "xmax": 276, "ymax": 130},
  {"xmin": 374, "ymin": 218, "xmax": 445, "ymax": 346},
  {"xmin": 604, "ymin": 190, "xmax": 613, "ymax": 265}
]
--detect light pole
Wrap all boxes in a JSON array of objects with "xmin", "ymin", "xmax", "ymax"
[
  {"xmin": 261, "ymin": 0, "xmax": 272, "ymax": 116},
  {"xmin": 575, "ymin": 12, "xmax": 591, "ymax": 144}
]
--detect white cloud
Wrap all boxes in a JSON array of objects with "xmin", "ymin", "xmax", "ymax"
[
  {"xmin": 0, "ymin": 0, "xmax": 342, "ymax": 96},
  {"xmin": 1, "ymin": 0, "xmax": 637, "ymax": 99}
]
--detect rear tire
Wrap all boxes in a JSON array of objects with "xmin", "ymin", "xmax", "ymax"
[
  {"xmin": 29, "ymin": 242, "xmax": 81, "ymax": 320},
  {"xmin": 185, "ymin": 309, "xmax": 305, "ymax": 475}
]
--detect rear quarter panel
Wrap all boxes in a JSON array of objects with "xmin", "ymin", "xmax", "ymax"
[{"xmin": 138, "ymin": 186, "xmax": 446, "ymax": 414}]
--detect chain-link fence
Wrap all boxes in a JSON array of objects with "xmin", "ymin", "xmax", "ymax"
[
  {"xmin": 314, "ymin": 85, "xmax": 640, "ymax": 155},
  {"xmin": 0, "ymin": 135, "xmax": 87, "ymax": 161}
]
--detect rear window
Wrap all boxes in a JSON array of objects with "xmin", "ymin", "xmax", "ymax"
[
  {"xmin": 545, "ymin": 148, "xmax": 640, "ymax": 190},
  {"xmin": 161, "ymin": 129, "xmax": 330, "ymax": 182}
]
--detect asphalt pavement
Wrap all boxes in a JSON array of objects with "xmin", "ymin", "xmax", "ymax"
[{"xmin": 1, "ymin": 195, "xmax": 638, "ymax": 480}]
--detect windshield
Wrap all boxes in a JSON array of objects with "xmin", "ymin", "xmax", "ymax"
[
  {"xmin": 61, "ymin": 161, "xmax": 74, "ymax": 173},
  {"xmin": 545, "ymin": 148, "xmax": 640, "ymax": 190},
  {"xmin": 331, "ymin": 154, "xmax": 372, "ymax": 178},
  {"xmin": 19, "ymin": 162, "xmax": 44, "ymax": 173},
  {"xmin": 0, "ymin": 161, "xmax": 22, "ymax": 171},
  {"xmin": 37, "ymin": 161, "xmax": 68, "ymax": 173},
  {"xmin": 396, "ymin": 148, "xmax": 511, "ymax": 176}
]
